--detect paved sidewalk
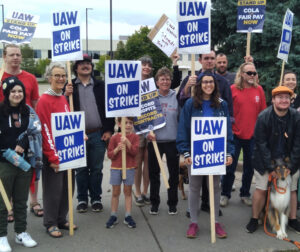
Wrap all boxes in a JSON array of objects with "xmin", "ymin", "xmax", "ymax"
[{"xmin": 5, "ymin": 154, "xmax": 300, "ymax": 252}]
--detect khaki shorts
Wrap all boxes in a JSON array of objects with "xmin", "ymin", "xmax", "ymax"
[{"xmin": 254, "ymin": 169, "xmax": 299, "ymax": 191}]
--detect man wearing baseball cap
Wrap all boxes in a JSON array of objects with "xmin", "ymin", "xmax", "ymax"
[
  {"xmin": 64, "ymin": 54, "xmax": 115, "ymax": 213},
  {"xmin": 246, "ymin": 85, "xmax": 300, "ymax": 234}
]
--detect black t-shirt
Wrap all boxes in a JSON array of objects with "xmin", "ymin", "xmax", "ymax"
[{"xmin": 272, "ymin": 111, "xmax": 289, "ymax": 159}]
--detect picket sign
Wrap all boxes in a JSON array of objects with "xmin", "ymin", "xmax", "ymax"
[
  {"xmin": 191, "ymin": 117, "xmax": 227, "ymax": 243},
  {"xmin": 121, "ymin": 118, "xmax": 126, "ymax": 179},
  {"xmin": 277, "ymin": 9, "xmax": 294, "ymax": 85},
  {"xmin": 237, "ymin": 0, "xmax": 266, "ymax": 58},
  {"xmin": 148, "ymin": 14, "xmax": 177, "ymax": 57}
]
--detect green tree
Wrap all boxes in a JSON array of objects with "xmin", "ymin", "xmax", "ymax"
[
  {"xmin": 35, "ymin": 58, "xmax": 51, "ymax": 77},
  {"xmin": 20, "ymin": 44, "xmax": 36, "ymax": 75},
  {"xmin": 95, "ymin": 54, "xmax": 110, "ymax": 76},
  {"xmin": 211, "ymin": 0, "xmax": 300, "ymax": 99},
  {"xmin": 114, "ymin": 26, "xmax": 172, "ymax": 76}
]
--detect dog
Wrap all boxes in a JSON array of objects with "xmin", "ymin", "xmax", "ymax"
[
  {"xmin": 179, "ymin": 160, "xmax": 189, "ymax": 200},
  {"xmin": 267, "ymin": 158, "xmax": 291, "ymax": 240}
]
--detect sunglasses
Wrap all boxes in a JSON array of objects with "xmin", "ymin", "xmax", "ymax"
[{"xmin": 244, "ymin": 71, "xmax": 257, "ymax": 76}]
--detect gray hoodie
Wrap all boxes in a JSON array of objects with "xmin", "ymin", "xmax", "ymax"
[{"xmin": 154, "ymin": 89, "xmax": 179, "ymax": 142}]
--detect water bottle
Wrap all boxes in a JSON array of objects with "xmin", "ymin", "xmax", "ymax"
[{"xmin": 2, "ymin": 148, "xmax": 31, "ymax": 172}]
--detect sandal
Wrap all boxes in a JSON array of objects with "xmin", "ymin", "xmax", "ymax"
[
  {"xmin": 7, "ymin": 211, "xmax": 14, "ymax": 223},
  {"xmin": 46, "ymin": 226, "xmax": 63, "ymax": 238},
  {"xmin": 58, "ymin": 222, "xmax": 78, "ymax": 231},
  {"xmin": 30, "ymin": 202, "xmax": 44, "ymax": 217}
]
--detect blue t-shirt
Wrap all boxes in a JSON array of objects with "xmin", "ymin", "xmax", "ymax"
[{"xmin": 202, "ymin": 100, "xmax": 214, "ymax": 117}]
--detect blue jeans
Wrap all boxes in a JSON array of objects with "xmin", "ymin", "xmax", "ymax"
[
  {"xmin": 221, "ymin": 135, "xmax": 254, "ymax": 198},
  {"xmin": 76, "ymin": 131, "xmax": 106, "ymax": 204}
]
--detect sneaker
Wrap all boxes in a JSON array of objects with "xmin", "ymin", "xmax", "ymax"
[
  {"xmin": 76, "ymin": 202, "xmax": 88, "ymax": 213},
  {"xmin": 168, "ymin": 206, "xmax": 178, "ymax": 215},
  {"xmin": 246, "ymin": 218, "xmax": 258, "ymax": 233},
  {"xmin": 135, "ymin": 197, "xmax": 145, "ymax": 207},
  {"xmin": 106, "ymin": 216, "xmax": 118, "ymax": 229},
  {"xmin": 149, "ymin": 205, "xmax": 159, "ymax": 215},
  {"xmin": 241, "ymin": 197, "xmax": 252, "ymax": 206},
  {"xmin": 15, "ymin": 232, "xmax": 37, "ymax": 248},
  {"xmin": 215, "ymin": 223, "xmax": 227, "ymax": 238},
  {"xmin": 141, "ymin": 194, "xmax": 151, "ymax": 205},
  {"xmin": 0, "ymin": 236, "xmax": 11, "ymax": 252},
  {"xmin": 124, "ymin": 216, "xmax": 136, "ymax": 228},
  {"xmin": 92, "ymin": 201, "xmax": 103, "ymax": 212},
  {"xmin": 220, "ymin": 195, "xmax": 229, "ymax": 207},
  {"xmin": 186, "ymin": 223, "xmax": 199, "ymax": 238},
  {"xmin": 288, "ymin": 219, "xmax": 300, "ymax": 234}
]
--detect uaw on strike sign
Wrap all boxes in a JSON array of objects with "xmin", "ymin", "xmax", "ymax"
[
  {"xmin": 51, "ymin": 112, "xmax": 86, "ymax": 171},
  {"xmin": 191, "ymin": 117, "xmax": 227, "ymax": 175},
  {"xmin": 51, "ymin": 10, "xmax": 82, "ymax": 61},
  {"xmin": 177, "ymin": 0, "xmax": 211, "ymax": 54}
]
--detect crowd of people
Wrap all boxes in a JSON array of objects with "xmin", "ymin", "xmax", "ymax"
[{"xmin": 0, "ymin": 43, "xmax": 300, "ymax": 252}]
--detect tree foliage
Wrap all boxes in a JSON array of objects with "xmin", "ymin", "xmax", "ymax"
[
  {"xmin": 211, "ymin": 0, "xmax": 300, "ymax": 98},
  {"xmin": 95, "ymin": 54, "xmax": 110, "ymax": 76},
  {"xmin": 114, "ymin": 26, "xmax": 172, "ymax": 76},
  {"xmin": 35, "ymin": 58, "xmax": 51, "ymax": 77},
  {"xmin": 20, "ymin": 44, "xmax": 36, "ymax": 75}
]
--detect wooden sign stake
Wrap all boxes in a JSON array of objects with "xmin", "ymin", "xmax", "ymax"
[
  {"xmin": 121, "ymin": 117, "xmax": 127, "ymax": 179},
  {"xmin": 209, "ymin": 175, "xmax": 216, "ymax": 243},
  {"xmin": 66, "ymin": 61, "xmax": 74, "ymax": 236}
]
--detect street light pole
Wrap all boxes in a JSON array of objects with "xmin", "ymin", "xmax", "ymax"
[
  {"xmin": 0, "ymin": 4, "xmax": 4, "ymax": 25},
  {"xmin": 86, "ymin": 8, "xmax": 93, "ymax": 55},
  {"xmin": 110, "ymin": 0, "xmax": 113, "ymax": 59}
]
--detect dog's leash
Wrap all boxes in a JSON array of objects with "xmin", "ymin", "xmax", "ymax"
[{"xmin": 264, "ymin": 174, "xmax": 300, "ymax": 249}]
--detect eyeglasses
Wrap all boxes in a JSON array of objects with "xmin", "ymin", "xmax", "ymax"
[
  {"xmin": 202, "ymin": 80, "xmax": 214, "ymax": 85},
  {"xmin": 244, "ymin": 71, "xmax": 257, "ymax": 76},
  {"xmin": 52, "ymin": 74, "xmax": 67, "ymax": 80}
]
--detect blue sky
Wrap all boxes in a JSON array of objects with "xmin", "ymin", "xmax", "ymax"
[{"xmin": 1, "ymin": 0, "xmax": 177, "ymax": 40}]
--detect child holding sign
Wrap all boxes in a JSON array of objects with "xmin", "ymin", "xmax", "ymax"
[
  {"xmin": 106, "ymin": 117, "xmax": 139, "ymax": 229},
  {"xmin": 176, "ymin": 71, "xmax": 234, "ymax": 239}
]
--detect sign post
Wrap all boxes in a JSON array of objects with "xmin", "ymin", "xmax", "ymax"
[
  {"xmin": 105, "ymin": 60, "xmax": 141, "ymax": 179},
  {"xmin": 133, "ymin": 78, "xmax": 169, "ymax": 189},
  {"xmin": 191, "ymin": 117, "xmax": 227, "ymax": 243},
  {"xmin": 277, "ymin": 9, "xmax": 294, "ymax": 85},
  {"xmin": 237, "ymin": 0, "xmax": 266, "ymax": 56}
]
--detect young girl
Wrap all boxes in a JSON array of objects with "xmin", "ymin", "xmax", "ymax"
[
  {"xmin": 106, "ymin": 117, "xmax": 139, "ymax": 228},
  {"xmin": 176, "ymin": 71, "xmax": 234, "ymax": 239}
]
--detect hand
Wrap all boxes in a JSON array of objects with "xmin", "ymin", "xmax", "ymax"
[
  {"xmin": 50, "ymin": 163, "xmax": 59, "ymax": 173},
  {"xmin": 184, "ymin": 157, "xmax": 192, "ymax": 165},
  {"xmin": 84, "ymin": 134, "xmax": 88, "ymax": 141},
  {"xmin": 244, "ymin": 55, "xmax": 254, "ymax": 63},
  {"xmin": 101, "ymin": 132, "xmax": 112, "ymax": 141},
  {"xmin": 64, "ymin": 82, "xmax": 73, "ymax": 96},
  {"xmin": 15, "ymin": 145, "xmax": 24, "ymax": 154},
  {"xmin": 171, "ymin": 52, "xmax": 180, "ymax": 66},
  {"xmin": 184, "ymin": 75, "xmax": 197, "ymax": 96},
  {"xmin": 226, "ymin": 156, "xmax": 233, "ymax": 166},
  {"xmin": 147, "ymin": 132, "xmax": 156, "ymax": 141}
]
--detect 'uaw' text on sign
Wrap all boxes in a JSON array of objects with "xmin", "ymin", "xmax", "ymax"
[
  {"xmin": 51, "ymin": 10, "xmax": 82, "ymax": 61},
  {"xmin": 0, "ymin": 11, "xmax": 39, "ymax": 44},
  {"xmin": 105, "ymin": 61, "xmax": 141, "ymax": 118},
  {"xmin": 191, "ymin": 117, "xmax": 227, "ymax": 175},
  {"xmin": 237, "ymin": 0, "xmax": 266, "ymax": 33},
  {"xmin": 134, "ymin": 78, "xmax": 166, "ymax": 134},
  {"xmin": 51, "ymin": 112, "xmax": 86, "ymax": 171},
  {"xmin": 177, "ymin": 0, "xmax": 211, "ymax": 54}
]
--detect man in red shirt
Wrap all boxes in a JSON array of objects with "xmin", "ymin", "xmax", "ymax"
[
  {"xmin": 0, "ymin": 44, "xmax": 42, "ymax": 218},
  {"xmin": 220, "ymin": 62, "xmax": 266, "ymax": 207},
  {"xmin": 0, "ymin": 44, "xmax": 39, "ymax": 108}
]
